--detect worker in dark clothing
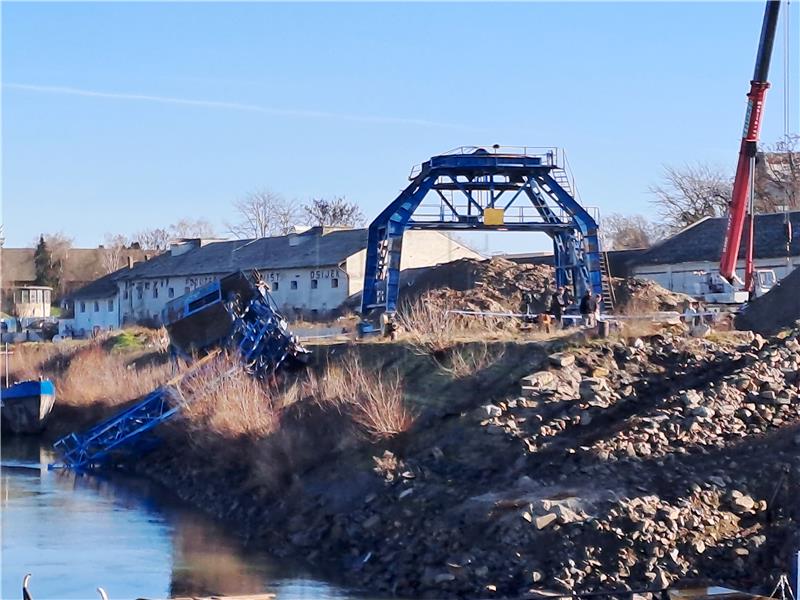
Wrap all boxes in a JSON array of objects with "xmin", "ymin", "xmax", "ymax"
[
  {"xmin": 550, "ymin": 287, "xmax": 565, "ymax": 328},
  {"xmin": 579, "ymin": 291, "xmax": 597, "ymax": 327},
  {"xmin": 521, "ymin": 292, "xmax": 534, "ymax": 317}
]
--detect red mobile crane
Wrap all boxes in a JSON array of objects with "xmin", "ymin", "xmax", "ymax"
[{"xmin": 718, "ymin": 0, "xmax": 782, "ymax": 294}]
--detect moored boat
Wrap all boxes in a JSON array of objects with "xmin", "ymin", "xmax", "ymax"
[{"xmin": 1, "ymin": 379, "xmax": 56, "ymax": 434}]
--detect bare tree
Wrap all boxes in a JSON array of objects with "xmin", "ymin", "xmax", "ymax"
[
  {"xmin": 170, "ymin": 218, "xmax": 216, "ymax": 239},
  {"xmin": 650, "ymin": 163, "xmax": 732, "ymax": 233},
  {"xmin": 227, "ymin": 190, "xmax": 301, "ymax": 238},
  {"xmin": 304, "ymin": 197, "xmax": 365, "ymax": 228},
  {"xmin": 756, "ymin": 135, "xmax": 800, "ymax": 211},
  {"xmin": 101, "ymin": 233, "xmax": 130, "ymax": 274},
  {"xmin": 134, "ymin": 227, "xmax": 171, "ymax": 251},
  {"xmin": 600, "ymin": 213, "xmax": 662, "ymax": 250}
]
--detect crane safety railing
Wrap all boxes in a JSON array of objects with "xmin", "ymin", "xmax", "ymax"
[
  {"xmin": 409, "ymin": 146, "xmax": 561, "ymax": 177},
  {"xmin": 407, "ymin": 146, "xmax": 581, "ymax": 201}
]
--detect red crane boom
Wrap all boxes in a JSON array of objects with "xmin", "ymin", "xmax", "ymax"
[{"xmin": 719, "ymin": 0, "xmax": 781, "ymax": 290}]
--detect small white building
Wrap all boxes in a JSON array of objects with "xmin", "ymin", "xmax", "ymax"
[
  {"xmin": 631, "ymin": 211, "xmax": 800, "ymax": 294},
  {"xmin": 62, "ymin": 270, "xmax": 127, "ymax": 336},
  {"xmin": 10, "ymin": 285, "xmax": 52, "ymax": 319},
  {"xmin": 67, "ymin": 227, "xmax": 481, "ymax": 332}
]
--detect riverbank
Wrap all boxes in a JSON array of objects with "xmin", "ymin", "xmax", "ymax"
[
  {"xmin": 1, "ymin": 437, "xmax": 359, "ymax": 600},
  {"xmin": 11, "ymin": 324, "xmax": 800, "ymax": 598}
]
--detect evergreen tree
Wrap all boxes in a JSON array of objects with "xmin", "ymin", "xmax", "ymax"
[{"xmin": 33, "ymin": 235, "xmax": 60, "ymax": 289}]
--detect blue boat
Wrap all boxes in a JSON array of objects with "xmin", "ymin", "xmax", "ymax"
[{"xmin": 1, "ymin": 379, "xmax": 56, "ymax": 434}]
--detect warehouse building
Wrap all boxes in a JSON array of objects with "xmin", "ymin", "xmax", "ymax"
[
  {"xmin": 65, "ymin": 227, "xmax": 480, "ymax": 334},
  {"xmin": 630, "ymin": 211, "xmax": 800, "ymax": 294}
]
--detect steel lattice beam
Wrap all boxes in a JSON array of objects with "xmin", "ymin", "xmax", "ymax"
[{"xmin": 361, "ymin": 148, "xmax": 603, "ymax": 314}]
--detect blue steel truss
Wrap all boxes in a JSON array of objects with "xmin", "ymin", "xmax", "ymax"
[
  {"xmin": 361, "ymin": 146, "xmax": 603, "ymax": 314},
  {"xmin": 53, "ymin": 385, "xmax": 183, "ymax": 470},
  {"xmin": 53, "ymin": 272, "xmax": 308, "ymax": 471}
]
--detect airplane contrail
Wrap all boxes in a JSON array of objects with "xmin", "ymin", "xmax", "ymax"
[{"xmin": 4, "ymin": 82, "xmax": 469, "ymax": 129}]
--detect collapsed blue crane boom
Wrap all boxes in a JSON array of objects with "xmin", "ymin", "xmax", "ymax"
[
  {"xmin": 361, "ymin": 146, "xmax": 604, "ymax": 314},
  {"xmin": 54, "ymin": 271, "xmax": 308, "ymax": 471}
]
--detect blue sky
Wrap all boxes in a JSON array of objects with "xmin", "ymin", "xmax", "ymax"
[{"xmin": 2, "ymin": 1, "xmax": 797, "ymax": 254}]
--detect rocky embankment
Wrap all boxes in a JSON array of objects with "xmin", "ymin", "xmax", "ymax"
[{"xmin": 137, "ymin": 327, "xmax": 800, "ymax": 599}]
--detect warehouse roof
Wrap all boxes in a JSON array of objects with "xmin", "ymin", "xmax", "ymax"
[
  {"xmin": 636, "ymin": 211, "xmax": 800, "ymax": 266},
  {"xmin": 0, "ymin": 247, "xmax": 150, "ymax": 286},
  {"xmin": 114, "ymin": 227, "xmax": 370, "ymax": 280},
  {"xmin": 67, "ymin": 270, "xmax": 129, "ymax": 300}
]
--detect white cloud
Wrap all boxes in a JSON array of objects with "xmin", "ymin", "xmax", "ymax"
[{"xmin": 4, "ymin": 82, "xmax": 469, "ymax": 129}]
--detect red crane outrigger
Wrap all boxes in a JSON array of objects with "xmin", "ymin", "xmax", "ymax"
[{"xmin": 719, "ymin": 0, "xmax": 781, "ymax": 292}]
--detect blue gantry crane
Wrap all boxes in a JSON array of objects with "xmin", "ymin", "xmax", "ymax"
[
  {"xmin": 54, "ymin": 271, "xmax": 308, "ymax": 471},
  {"xmin": 361, "ymin": 146, "xmax": 604, "ymax": 315}
]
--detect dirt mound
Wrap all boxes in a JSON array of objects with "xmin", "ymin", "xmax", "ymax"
[
  {"xmin": 612, "ymin": 277, "xmax": 693, "ymax": 312},
  {"xmin": 400, "ymin": 257, "xmax": 555, "ymax": 313},
  {"xmin": 400, "ymin": 257, "xmax": 690, "ymax": 316},
  {"xmin": 736, "ymin": 267, "xmax": 800, "ymax": 335}
]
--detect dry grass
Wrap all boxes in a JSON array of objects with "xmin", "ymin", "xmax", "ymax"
[
  {"xmin": 180, "ymin": 353, "xmax": 278, "ymax": 440},
  {"xmin": 58, "ymin": 347, "xmax": 175, "ymax": 407},
  {"xmin": 396, "ymin": 294, "xmax": 557, "ymax": 357},
  {"xmin": 8, "ymin": 340, "xmax": 175, "ymax": 408},
  {"xmin": 437, "ymin": 342, "xmax": 506, "ymax": 378},
  {"xmin": 396, "ymin": 296, "xmax": 462, "ymax": 354},
  {"xmin": 305, "ymin": 354, "xmax": 414, "ymax": 440},
  {"xmin": 396, "ymin": 295, "xmax": 512, "ymax": 354},
  {"xmin": 8, "ymin": 344, "xmax": 63, "ymax": 381}
]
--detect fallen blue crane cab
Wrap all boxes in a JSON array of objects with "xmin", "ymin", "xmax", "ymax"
[
  {"xmin": 53, "ymin": 270, "xmax": 308, "ymax": 471},
  {"xmin": 163, "ymin": 270, "xmax": 309, "ymax": 374}
]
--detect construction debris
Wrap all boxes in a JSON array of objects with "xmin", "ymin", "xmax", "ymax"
[
  {"xmin": 398, "ymin": 257, "xmax": 691, "ymax": 316},
  {"xmin": 611, "ymin": 276, "xmax": 695, "ymax": 313},
  {"xmin": 400, "ymin": 257, "xmax": 554, "ymax": 314}
]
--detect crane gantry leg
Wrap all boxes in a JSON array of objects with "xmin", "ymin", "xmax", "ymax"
[{"xmin": 361, "ymin": 146, "xmax": 604, "ymax": 315}]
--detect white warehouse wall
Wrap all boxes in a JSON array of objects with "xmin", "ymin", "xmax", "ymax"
[
  {"xmin": 345, "ymin": 230, "xmax": 482, "ymax": 297},
  {"xmin": 633, "ymin": 257, "xmax": 799, "ymax": 295},
  {"xmin": 72, "ymin": 296, "xmax": 120, "ymax": 334}
]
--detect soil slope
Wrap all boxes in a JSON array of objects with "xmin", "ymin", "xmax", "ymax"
[{"xmin": 135, "ymin": 329, "xmax": 800, "ymax": 599}]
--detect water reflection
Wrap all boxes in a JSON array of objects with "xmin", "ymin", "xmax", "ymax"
[{"xmin": 1, "ymin": 438, "xmax": 358, "ymax": 599}]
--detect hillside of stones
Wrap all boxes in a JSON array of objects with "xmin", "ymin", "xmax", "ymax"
[
  {"xmin": 306, "ymin": 327, "xmax": 800, "ymax": 598},
  {"xmin": 139, "ymin": 321, "xmax": 800, "ymax": 599}
]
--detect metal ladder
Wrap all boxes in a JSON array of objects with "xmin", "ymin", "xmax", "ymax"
[
  {"xmin": 551, "ymin": 167, "xmax": 578, "ymax": 200},
  {"xmin": 599, "ymin": 252, "xmax": 615, "ymax": 312}
]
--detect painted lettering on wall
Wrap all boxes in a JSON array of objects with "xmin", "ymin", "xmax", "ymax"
[
  {"xmin": 261, "ymin": 272, "xmax": 280, "ymax": 282},
  {"xmin": 310, "ymin": 269, "xmax": 338, "ymax": 279},
  {"xmin": 186, "ymin": 275, "xmax": 216, "ymax": 289}
]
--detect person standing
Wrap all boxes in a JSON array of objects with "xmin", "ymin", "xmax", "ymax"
[
  {"xmin": 580, "ymin": 291, "xmax": 597, "ymax": 327},
  {"xmin": 550, "ymin": 287, "xmax": 565, "ymax": 328}
]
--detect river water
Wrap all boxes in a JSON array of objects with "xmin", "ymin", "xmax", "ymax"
[{"xmin": 1, "ymin": 438, "xmax": 359, "ymax": 600}]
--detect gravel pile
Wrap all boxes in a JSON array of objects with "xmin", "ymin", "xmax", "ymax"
[{"xmin": 331, "ymin": 329, "xmax": 800, "ymax": 598}]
